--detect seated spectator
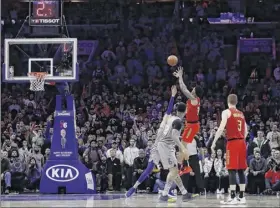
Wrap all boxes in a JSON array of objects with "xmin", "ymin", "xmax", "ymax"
[
  {"xmin": 9, "ymin": 148, "xmax": 27, "ymax": 193},
  {"xmin": 216, "ymin": 150, "xmax": 229, "ymax": 194},
  {"xmin": 1, "ymin": 151, "xmax": 11, "ymax": 194},
  {"xmin": 264, "ymin": 148, "xmax": 280, "ymax": 194},
  {"xmin": 83, "ymin": 155, "xmax": 93, "ymax": 170},
  {"xmin": 203, "ymin": 152, "xmax": 219, "ymax": 193},
  {"xmin": 247, "ymin": 147, "xmax": 260, "ymax": 165},
  {"xmin": 107, "ymin": 149, "xmax": 122, "ymax": 191},
  {"xmin": 96, "ymin": 155, "xmax": 108, "ymax": 193},
  {"xmin": 247, "ymin": 130, "xmax": 271, "ymax": 159},
  {"xmin": 267, "ymin": 125, "xmax": 280, "ymax": 149},
  {"xmin": 248, "ymin": 150, "xmax": 266, "ymax": 194},
  {"xmin": 25, "ymin": 157, "xmax": 41, "ymax": 191},
  {"xmin": 106, "ymin": 140, "xmax": 123, "ymax": 163},
  {"xmin": 133, "ymin": 149, "xmax": 148, "ymax": 192},
  {"xmin": 155, "ymin": 167, "xmax": 176, "ymax": 194},
  {"xmin": 266, "ymin": 148, "xmax": 277, "ymax": 171}
]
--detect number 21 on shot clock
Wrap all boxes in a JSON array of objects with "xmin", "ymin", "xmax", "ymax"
[{"xmin": 29, "ymin": 0, "xmax": 62, "ymax": 26}]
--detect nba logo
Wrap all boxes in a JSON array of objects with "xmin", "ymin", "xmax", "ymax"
[{"xmin": 60, "ymin": 121, "xmax": 67, "ymax": 129}]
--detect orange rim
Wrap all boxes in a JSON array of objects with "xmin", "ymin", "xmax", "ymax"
[{"xmin": 28, "ymin": 72, "xmax": 47, "ymax": 79}]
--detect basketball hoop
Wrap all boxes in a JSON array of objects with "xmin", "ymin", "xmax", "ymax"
[{"xmin": 28, "ymin": 72, "xmax": 48, "ymax": 91}]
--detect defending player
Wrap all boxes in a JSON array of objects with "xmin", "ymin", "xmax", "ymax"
[
  {"xmin": 158, "ymin": 102, "xmax": 193, "ymax": 202},
  {"xmin": 211, "ymin": 94, "xmax": 248, "ymax": 205},
  {"xmin": 173, "ymin": 66, "xmax": 203, "ymax": 144},
  {"xmin": 125, "ymin": 86, "xmax": 178, "ymax": 198}
]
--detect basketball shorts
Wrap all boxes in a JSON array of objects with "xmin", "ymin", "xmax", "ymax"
[
  {"xmin": 226, "ymin": 139, "xmax": 247, "ymax": 170},
  {"xmin": 182, "ymin": 122, "xmax": 200, "ymax": 143},
  {"xmin": 157, "ymin": 142, "xmax": 177, "ymax": 169},
  {"xmin": 149, "ymin": 148, "xmax": 160, "ymax": 166}
]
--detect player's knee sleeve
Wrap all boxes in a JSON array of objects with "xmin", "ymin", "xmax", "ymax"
[
  {"xmin": 228, "ymin": 170, "xmax": 237, "ymax": 185},
  {"xmin": 237, "ymin": 169, "xmax": 246, "ymax": 184}
]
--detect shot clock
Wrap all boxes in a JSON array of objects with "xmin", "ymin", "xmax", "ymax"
[{"xmin": 29, "ymin": 0, "xmax": 63, "ymax": 26}]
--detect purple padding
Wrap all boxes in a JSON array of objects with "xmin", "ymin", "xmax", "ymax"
[{"xmin": 40, "ymin": 95, "xmax": 96, "ymax": 194}]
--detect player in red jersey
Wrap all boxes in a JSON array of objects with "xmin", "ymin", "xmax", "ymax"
[
  {"xmin": 173, "ymin": 66, "xmax": 203, "ymax": 144},
  {"xmin": 211, "ymin": 94, "xmax": 248, "ymax": 205}
]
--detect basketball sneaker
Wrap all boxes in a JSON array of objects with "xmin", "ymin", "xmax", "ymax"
[
  {"xmin": 125, "ymin": 187, "xmax": 135, "ymax": 198},
  {"xmin": 237, "ymin": 197, "xmax": 246, "ymax": 204},
  {"xmin": 182, "ymin": 192, "xmax": 194, "ymax": 202},
  {"xmin": 158, "ymin": 189, "xmax": 176, "ymax": 198},
  {"xmin": 220, "ymin": 197, "xmax": 239, "ymax": 205}
]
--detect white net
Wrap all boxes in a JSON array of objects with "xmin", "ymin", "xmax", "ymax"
[{"xmin": 28, "ymin": 72, "xmax": 47, "ymax": 91}]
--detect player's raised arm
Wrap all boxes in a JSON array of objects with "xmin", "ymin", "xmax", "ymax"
[
  {"xmin": 173, "ymin": 66, "xmax": 196, "ymax": 101},
  {"xmin": 165, "ymin": 85, "xmax": 177, "ymax": 115},
  {"xmin": 211, "ymin": 109, "xmax": 229, "ymax": 152},
  {"xmin": 156, "ymin": 86, "xmax": 177, "ymax": 137}
]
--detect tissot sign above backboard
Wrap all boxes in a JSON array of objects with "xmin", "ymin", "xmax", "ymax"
[{"xmin": 30, "ymin": 18, "xmax": 61, "ymax": 25}]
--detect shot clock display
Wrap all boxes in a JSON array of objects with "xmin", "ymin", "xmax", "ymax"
[{"xmin": 29, "ymin": 0, "xmax": 62, "ymax": 26}]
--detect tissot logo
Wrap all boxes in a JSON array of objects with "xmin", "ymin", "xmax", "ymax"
[
  {"xmin": 31, "ymin": 18, "xmax": 60, "ymax": 24},
  {"xmin": 46, "ymin": 164, "xmax": 79, "ymax": 182}
]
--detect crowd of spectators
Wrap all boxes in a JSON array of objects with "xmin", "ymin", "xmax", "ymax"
[{"xmin": 1, "ymin": 0, "xmax": 280, "ymax": 196}]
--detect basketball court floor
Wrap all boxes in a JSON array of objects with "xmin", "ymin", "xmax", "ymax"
[{"xmin": 1, "ymin": 193, "xmax": 279, "ymax": 207}]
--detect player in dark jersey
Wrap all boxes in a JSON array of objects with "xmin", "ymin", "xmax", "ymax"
[{"xmin": 211, "ymin": 94, "xmax": 248, "ymax": 205}]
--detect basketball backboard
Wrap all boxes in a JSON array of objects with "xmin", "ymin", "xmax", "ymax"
[{"xmin": 3, "ymin": 38, "xmax": 78, "ymax": 82}]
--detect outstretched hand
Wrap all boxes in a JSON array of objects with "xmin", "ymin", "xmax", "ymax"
[{"xmin": 173, "ymin": 66, "xmax": 183, "ymax": 78}]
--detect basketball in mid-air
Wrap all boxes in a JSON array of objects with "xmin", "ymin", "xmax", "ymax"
[{"xmin": 167, "ymin": 55, "xmax": 178, "ymax": 67}]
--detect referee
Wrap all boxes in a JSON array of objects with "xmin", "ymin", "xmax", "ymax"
[{"xmin": 184, "ymin": 135, "xmax": 205, "ymax": 194}]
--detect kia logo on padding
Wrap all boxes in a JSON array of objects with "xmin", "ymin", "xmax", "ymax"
[{"xmin": 46, "ymin": 164, "xmax": 79, "ymax": 182}]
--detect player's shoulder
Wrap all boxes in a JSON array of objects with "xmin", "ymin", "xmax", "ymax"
[
  {"xmin": 189, "ymin": 97, "xmax": 199, "ymax": 105},
  {"xmin": 222, "ymin": 109, "xmax": 231, "ymax": 115}
]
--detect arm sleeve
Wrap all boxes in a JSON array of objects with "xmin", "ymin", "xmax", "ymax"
[{"xmin": 166, "ymin": 96, "xmax": 175, "ymax": 115}]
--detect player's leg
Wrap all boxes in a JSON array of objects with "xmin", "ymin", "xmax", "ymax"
[
  {"xmin": 181, "ymin": 125, "xmax": 200, "ymax": 175},
  {"xmin": 159, "ymin": 147, "xmax": 192, "ymax": 202},
  {"xmin": 125, "ymin": 157, "xmax": 156, "ymax": 197},
  {"xmin": 181, "ymin": 123, "xmax": 200, "ymax": 144},
  {"xmin": 158, "ymin": 145, "xmax": 178, "ymax": 201},
  {"xmin": 223, "ymin": 142, "xmax": 239, "ymax": 204},
  {"xmin": 236, "ymin": 141, "xmax": 248, "ymax": 204}
]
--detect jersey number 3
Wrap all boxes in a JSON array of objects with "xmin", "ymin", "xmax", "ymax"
[{"xmin": 237, "ymin": 120, "xmax": 242, "ymax": 132}]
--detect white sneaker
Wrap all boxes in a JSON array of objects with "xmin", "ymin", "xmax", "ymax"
[
  {"xmin": 221, "ymin": 197, "xmax": 238, "ymax": 205},
  {"xmin": 238, "ymin": 197, "xmax": 246, "ymax": 204},
  {"xmin": 221, "ymin": 188, "xmax": 225, "ymax": 194},
  {"xmin": 158, "ymin": 190, "xmax": 177, "ymax": 198},
  {"xmin": 216, "ymin": 189, "xmax": 221, "ymax": 194}
]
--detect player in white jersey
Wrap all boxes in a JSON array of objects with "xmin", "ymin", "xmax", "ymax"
[
  {"xmin": 125, "ymin": 86, "xmax": 177, "ymax": 198},
  {"xmin": 158, "ymin": 102, "xmax": 194, "ymax": 202}
]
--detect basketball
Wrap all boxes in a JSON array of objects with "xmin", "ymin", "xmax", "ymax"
[{"xmin": 167, "ymin": 55, "xmax": 178, "ymax": 66}]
